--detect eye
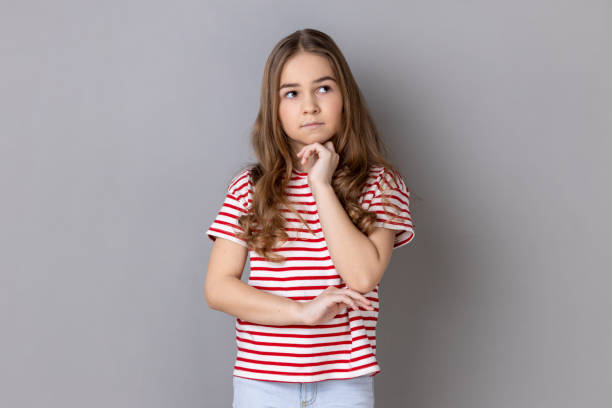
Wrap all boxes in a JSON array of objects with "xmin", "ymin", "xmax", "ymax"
[{"xmin": 283, "ymin": 85, "xmax": 331, "ymax": 99}]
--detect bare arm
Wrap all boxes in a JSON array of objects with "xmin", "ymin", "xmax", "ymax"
[
  {"xmin": 204, "ymin": 237, "xmax": 374, "ymax": 326},
  {"xmin": 205, "ymin": 237, "xmax": 304, "ymax": 325},
  {"xmin": 310, "ymin": 181, "xmax": 395, "ymax": 294}
]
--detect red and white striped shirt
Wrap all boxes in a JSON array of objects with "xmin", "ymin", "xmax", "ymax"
[{"xmin": 206, "ymin": 164, "xmax": 415, "ymax": 383}]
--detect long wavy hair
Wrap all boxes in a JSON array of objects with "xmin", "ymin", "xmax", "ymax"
[{"xmin": 233, "ymin": 28, "xmax": 405, "ymax": 262}]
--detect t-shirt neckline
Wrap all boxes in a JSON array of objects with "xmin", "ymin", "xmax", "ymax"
[{"xmin": 292, "ymin": 168, "xmax": 308, "ymax": 179}]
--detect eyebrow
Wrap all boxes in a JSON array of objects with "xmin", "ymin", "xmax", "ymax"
[{"xmin": 279, "ymin": 75, "xmax": 337, "ymax": 90}]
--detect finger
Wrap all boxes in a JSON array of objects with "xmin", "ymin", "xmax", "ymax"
[
  {"xmin": 335, "ymin": 287, "xmax": 373, "ymax": 309},
  {"xmin": 334, "ymin": 294, "xmax": 358, "ymax": 311},
  {"xmin": 325, "ymin": 141, "xmax": 335, "ymax": 152},
  {"xmin": 343, "ymin": 288, "xmax": 372, "ymax": 304},
  {"xmin": 359, "ymin": 301, "xmax": 375, "ymax": 310},
  {"xmin": 304, "ymin": 151, "xmax": 319, "ymax": 164},
  {"xmin": 308, "ymin": 142, "xmax": 331, "ymax": 155},
  {"xmin": 350, "ymin": 297, "xmax": 373, "ymax": 309},
  {"xmin": 352, "ymin": 296, "xmax": 373, "ymax": 305},
  {"xmin": 297, "ymin": 145, "xmax": 312, "ymax": 157},
  {"xmin": 301, "ymin": 146, "xmax": 316, "ymax": 161},
  {"xmin": 349, "ymin": 299, "xmax": 371, "ymax": 311},
  {"xmin": 328, "ymin": 288, "xmax": 372, "ymax": 310},
  {"xmin": 329, "ymin": 294, "xmax": 352, "ymax": 310}
]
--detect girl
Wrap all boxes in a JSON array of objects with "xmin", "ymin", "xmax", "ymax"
[{"xmin": 205, "ymin": 28, "xmax": 415, "ymax": 408}]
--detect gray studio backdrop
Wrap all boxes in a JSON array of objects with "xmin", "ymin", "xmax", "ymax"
[{"xmin": 2, "ymin": 1, "xmax": 611, "ymax": 407}]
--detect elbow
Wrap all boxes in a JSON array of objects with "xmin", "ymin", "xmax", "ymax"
[
  {"xmin": 347, "ymin": 264, "xmax": 383, "ymax": 294},
  {"xmin": 350, "ymin": 283, "xmax": 376, "ymax": 295},
  {"xmin": 204, "ymin": 279, "xmax": 220, "ymax": 310},
  {"xmin": 348, "ymin": 275, "xmax": 378, "ymax": 295}
]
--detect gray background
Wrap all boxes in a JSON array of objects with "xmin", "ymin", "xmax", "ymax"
[{"xmin": 2, "ymin": 0, "xmax": 611, "ymax": 407}]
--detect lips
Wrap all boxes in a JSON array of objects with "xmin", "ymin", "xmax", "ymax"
[{"xmin": 302, "ymin": 122, "xmax": 323, "ymax": 127}]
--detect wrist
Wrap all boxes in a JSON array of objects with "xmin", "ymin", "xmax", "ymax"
[
  {"xmin": 309, "ymin": 180, "xmax": 332, "ymax": 194},
  {"xmin": 292, "ymin": 300, "xmax": 308, "ymax": 325}
]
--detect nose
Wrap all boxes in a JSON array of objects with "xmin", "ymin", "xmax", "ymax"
[{"xmin": 302, "ymin": 94, "xmax": 320, "ymax": 115}]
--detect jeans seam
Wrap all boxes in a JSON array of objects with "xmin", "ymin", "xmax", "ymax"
[{"xmin": 304, "ymin": 382, "xmax": 317, "ymax": 405}]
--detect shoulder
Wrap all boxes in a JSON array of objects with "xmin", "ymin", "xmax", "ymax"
[
  {"xmin": 367, "ymin": 164, "xmax": 385, "ymax": 179},
  {"xmin": 366, "ymin": 164, "xmax": 405, "ymax": 190},
  {"xmin": 227, "ymin": 168, "xmax": 251, "ymax": 194},
  {"xmin": 358, "ymin": 165, "xmax": 393, "ymax": 206},
  {"xmin": 226, "ymin": 167, "xmax": 253, "ymax": 208}
]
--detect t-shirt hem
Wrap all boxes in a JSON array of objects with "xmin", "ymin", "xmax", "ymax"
[{"xmin": 232, "ymin": 365, "xmax": 381, "ymax": 383}]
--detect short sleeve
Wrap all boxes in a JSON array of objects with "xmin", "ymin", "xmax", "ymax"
[
  {"xmin": 364, "ymin": 166, "xmax": 415, "ymax": 249},
  {"xmin": 205, "ymin": 170, "xmax": 252, "ymax": 249}
]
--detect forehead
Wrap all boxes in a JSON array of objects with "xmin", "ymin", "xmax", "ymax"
[{"xmin": 279, "ymin": 52, "xmax": 334, "ymax": 83}]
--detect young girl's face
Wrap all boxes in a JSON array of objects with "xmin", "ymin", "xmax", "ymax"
[{"xmin": 278, "ymin": 51, "xmax": 343, "ymax": 157}]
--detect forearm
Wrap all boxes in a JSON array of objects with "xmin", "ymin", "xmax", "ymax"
[
  {"xmin": 207, "ymin": 276, "xmax": 305, "ymax": 326},
  {"xmin": 310, "ymin": 182, "xmax": 380, "ymax": 293}
]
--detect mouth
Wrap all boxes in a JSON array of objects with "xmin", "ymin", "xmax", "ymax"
[{"xmin": 301, "ymin": 122, "xmax": 324, "ymax": 128}]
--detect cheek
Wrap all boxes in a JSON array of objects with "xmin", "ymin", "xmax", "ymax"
[
  {"xmin": 278, "ymin": 102, "xmax": 293, "ymax": 124},
  {"xmin": 327, "ymin": 95, "xmax": 343, "ymax": 120},
  {"xmin": 277, "ymin": 104, "xmax": 287, "ymax": 125}
]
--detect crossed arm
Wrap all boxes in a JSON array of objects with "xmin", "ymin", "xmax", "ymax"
[
  {"xmin": 310, "ymin": 182, "xmax": 396, "ymax": 294},
  {"xmin": 204, "ymin": 180, "xmax": 396, "ymax": 326}
]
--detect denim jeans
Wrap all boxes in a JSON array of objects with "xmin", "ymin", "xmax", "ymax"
[{"xmin": 232, "ymin": 374, "xmax": 375, "ymax": 407}]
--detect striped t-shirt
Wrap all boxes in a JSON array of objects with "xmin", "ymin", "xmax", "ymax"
[{"xmin": 205, "ymin": 164, "xmax": 415, "ymax": 383}]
